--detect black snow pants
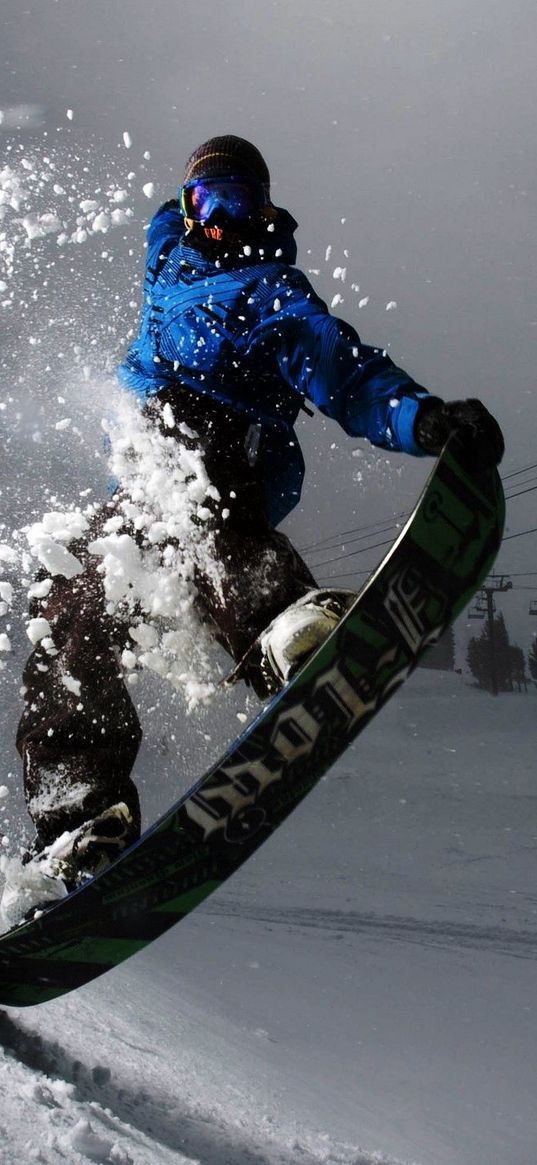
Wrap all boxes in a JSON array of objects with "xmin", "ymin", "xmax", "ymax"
[{"xmin": 16, "ymin": 389, "xmax": 317, "ymax": 849}]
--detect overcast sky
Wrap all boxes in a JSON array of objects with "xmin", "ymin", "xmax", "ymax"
[{"xmin": 2, "ymin": 0, "xmax": 537, "ymax": 635}]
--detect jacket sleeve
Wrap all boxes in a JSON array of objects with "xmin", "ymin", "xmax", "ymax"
[
  {"xmin": 117, "ymin": 202, "xmax": 185, "ymax": 399},
  {"xmin": 245, "ymin": 268, "xmax": 434, "ymax": 456},
  {"xmin": 144, "ymin": 200, "xmax": 184, "ymax": 284}
]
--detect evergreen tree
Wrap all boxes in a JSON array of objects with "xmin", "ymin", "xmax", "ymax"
[
  {"xmin": 467, "ymin": 612, "xmax": 521, "ymax": 692},
  {"xmin": 528, "ymin": 638, "xmax": 537, "ymax": 685},
  {"xmin": 492, "ymin": 612, "xmax": 513, "ymax": 691},
  {"xmin": 509, "ymin": 645, "xmax": 527, "ymax": 692},
  {"xmin": 467, "ymin": 630, "xmax": 491, "ymax": 690}
]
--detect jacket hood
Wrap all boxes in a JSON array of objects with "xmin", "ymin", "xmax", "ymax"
[{"xmin": 177, "ymin": 205, "xmax": 298, "ymax": 270}]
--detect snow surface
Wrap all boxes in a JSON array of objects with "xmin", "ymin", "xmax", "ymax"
[{"xmin": 1, "ymin": 672, "xmax": 537, "ymax": 1165}]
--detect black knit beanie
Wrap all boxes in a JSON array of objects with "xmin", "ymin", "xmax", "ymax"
[{"xmin": 183, "ymin": 135, "xmax": 270, "ymax": 190}]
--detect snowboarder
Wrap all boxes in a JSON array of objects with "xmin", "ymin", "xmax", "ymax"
[{"xmin": 2, "ymin": 135, "xmax": 504, "ymax": 925}]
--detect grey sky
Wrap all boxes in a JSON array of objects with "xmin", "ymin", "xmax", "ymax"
[{"xmin": 2, "ymin": 0, "xmax": 537, "ymax": 632}]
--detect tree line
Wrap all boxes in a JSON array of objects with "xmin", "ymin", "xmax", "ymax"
[
  {"xmin": 466, "ymin": 613, "xmax": 537, "ymax": 693},
  {"xmin": 419, "ymin": 616, "xmax": 537, "ymax": 693}
]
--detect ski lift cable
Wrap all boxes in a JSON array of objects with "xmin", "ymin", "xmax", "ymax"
[
  {"xmin": 503, "ymin": 475, "xmax": 537, "ymax": 494},
  {"xmin": 504, "ymin": 483, "xmax": 537, "ymax": 501},
  {"xmin": 298, "ymin": 511, "xmax": 408, "ymax": 553},
  {"xmin": 316, "ymin": 523, "xmax": 537, "ymax": 584},
  {"xmin": 301, "ymin": 459, "xmax": 537, "ymax": 556},
  {"xmin": 501, "ymin": 459, "xmax": 537, "ymax": 481},
  {"xmin": 306, "ymin": 520, "xmax": 406, "ymax": 564},
  {"xmin": 311, "ymin": 485, "xmax": 537, "ymax": 572},
  {"xmin": 503, "ymin": 525, "xmax": 537, "ymax": 542},
  {"xmin": 310, "ymin": 534, "xmax": 396, "ymax": 569}
]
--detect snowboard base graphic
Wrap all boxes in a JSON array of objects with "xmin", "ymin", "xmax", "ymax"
[{"xmin": 0, "ymin": 437, "xmax": 504, "ymax": 1007}]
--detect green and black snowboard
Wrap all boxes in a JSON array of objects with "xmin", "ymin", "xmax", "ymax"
[{"xmin": 0, "ymin": 437, "xmax": 504, "ymax": 1007}]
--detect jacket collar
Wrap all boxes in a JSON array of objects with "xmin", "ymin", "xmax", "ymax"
[{"xmin": 176, "ymin": 206, "xmax": 298, "ymax": 272}]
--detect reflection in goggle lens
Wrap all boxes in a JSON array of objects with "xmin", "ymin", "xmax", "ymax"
[{"xmin": 181, "ymin": 177, "xmax": 267, "ymax": 221}]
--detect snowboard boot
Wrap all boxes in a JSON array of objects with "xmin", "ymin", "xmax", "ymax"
[
  {"xmin": 258, "ymin": 588, "xmax": 356, "ymax": 695},
  {"xmin": 0, "ymin": 802, "xmax": 137, "ymax": 929}
]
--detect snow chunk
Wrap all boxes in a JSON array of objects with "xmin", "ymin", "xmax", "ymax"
[
  {"xmin": 21, "ymin": 212, "xmax": 62, "ymax": 240},
  {"xmin": 111, "ymin": 207, "xmax": 131, "ymax": 226},
  {"xmin": 162, "ymin": 401, "xmax": 175, "ymax": 429},
  {"xmin": 25, "ymin": 510, "xmax": 88, "ymax": 578},
  {"xmin": 29, "ymin": 510, "xmax": 88, "ymax": 544},
  {"xmin": 92, "ymin": 211, "xmax": 111, "ymax": 233},
  {"xmin": 0, "ymin": 543, "xmax": 17, "ymax": 565},
  {"xmin": 41, "ymin": 636, "xmax": 58, "ymax": 656},
  {"xmin": 27, "ymin": 577, "xmax": 52, "ymax": 600},
  {"xmin": 0, "ymin": 633, "xmax": 11, "ymax": 652},
  {"xmin": 129, "ymin": 622, "xmax": 158, "ymax": 650},
  {"xmin": 63, "ymin": 1117, "xmax": 122, "ymax": 1162},
  {"xmin": 0, "ymin": 581, "xmax": 14, "ymax": 604},
  {"xmin": 61, "ymin": 671, "xmax": 82, "ymax": 697},
  {"xmin": 26, "ymin": 617, "xmax": 52, "ymax": 645},
  {"xmin": 142, "ymin": 182, "xmax": 155, "ymax": 198},
  {"xmin": 122, "ymin": 131, "xmax": 132, "ymax": 149},
  {"xmin": 26, "ymin": 532, "xmax": 83, "ymax": 578}
]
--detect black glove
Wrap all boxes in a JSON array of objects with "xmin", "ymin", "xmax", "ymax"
[{"xmin": 414, "ymin": 397, "xmax": 504, "ymax": 470}]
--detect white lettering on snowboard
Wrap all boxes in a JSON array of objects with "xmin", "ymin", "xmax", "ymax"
[
  {"xmin": 383, "ymin": 565, "xmax": 429, "ymax": 653},
  {"xmin": 184, "ymin": 639, "xmax": 421, "ymax": 842}
]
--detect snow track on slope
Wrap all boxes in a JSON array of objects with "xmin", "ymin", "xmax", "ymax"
[
  {"xmin": 0, "ymin": 1011, "xmax": 189, "ymax": 1165},
  {"xmin": 201, "ymin": 897, "xmax": 537, "ymax": 958},
  {"xmin": 0, "ymin": 990, "xmax": 415, "ymax": 1165}
]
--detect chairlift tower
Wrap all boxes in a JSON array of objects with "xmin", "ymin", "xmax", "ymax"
[{"xmin": 480, "ymin": 575, "xmax": 513, "ymax": 695}]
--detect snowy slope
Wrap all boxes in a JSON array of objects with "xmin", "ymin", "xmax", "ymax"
[{"xmin": 1, "ymin": 670, "xmax": 536, "ymax": 1165}]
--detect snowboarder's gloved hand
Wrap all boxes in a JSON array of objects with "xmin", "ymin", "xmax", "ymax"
[{"xmin": 414, "ymin": 398, "xmax": 504, "ymax": 470}]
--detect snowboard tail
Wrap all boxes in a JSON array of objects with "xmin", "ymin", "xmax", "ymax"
[{"xmin": 0, "ymin": 437, "xmax": 504, "ymax": 1006}]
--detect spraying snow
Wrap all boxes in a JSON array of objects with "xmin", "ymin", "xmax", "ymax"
[
  {"xmin": 0, "ymin": 128, "xmax": 227, "ymax": 718},
  {"xmin": 0, "ymin": 148, "xmax": 135, "ymax": 295},
  {"xmin": 1, "ymin": 386, "xmax": 225, "ymax": 713},
  {"xmin": 92, "ymin": 390, "xmax": 224, "ymax": 706}
]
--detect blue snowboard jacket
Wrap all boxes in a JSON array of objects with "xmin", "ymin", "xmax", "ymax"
[{"xmin": 118, "ymin": 201, "xmax": 432, "ymax": 527}]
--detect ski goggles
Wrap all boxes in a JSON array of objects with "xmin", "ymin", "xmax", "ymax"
[{"xmin": 180, "ymin": 176, "xmax": 268, "ymax": 222}]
